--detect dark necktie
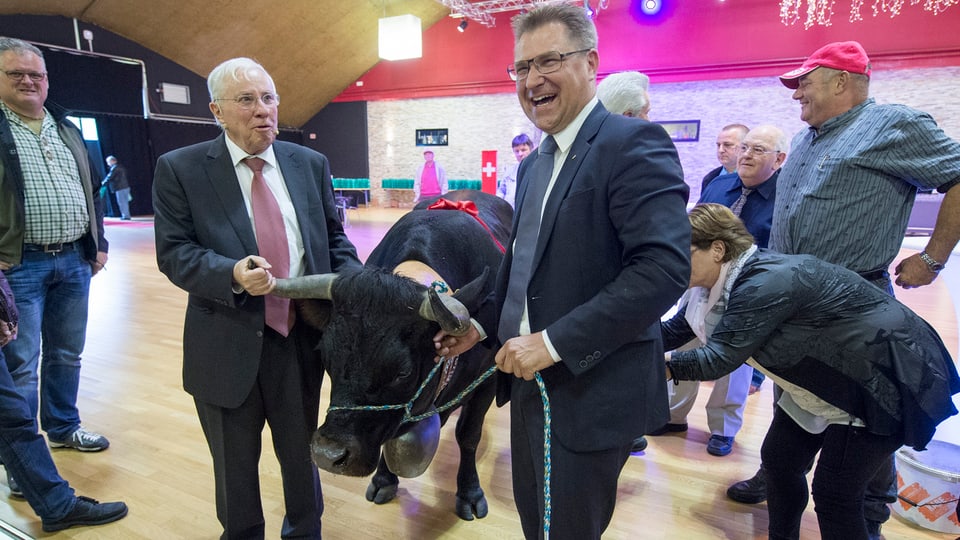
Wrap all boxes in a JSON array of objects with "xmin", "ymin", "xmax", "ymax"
[
  {"xmin": 729, "ymin": 186, "xmax": 754, "ymax": 217},
  {"xmin": 244, "ymin": 157, "xmax": 294, "ymax": 336},
  {"xmin": 498, "ymin": 136, "xmax": 557, "ymax": 341}
]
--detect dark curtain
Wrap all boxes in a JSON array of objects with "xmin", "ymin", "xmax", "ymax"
[
  {"xmin": 94, "ymin": 115, "xmax": 153, "ymax": 217},
  {"xmin": 92, "ymin": 118, "xmax": 303, "ymax": 217}
]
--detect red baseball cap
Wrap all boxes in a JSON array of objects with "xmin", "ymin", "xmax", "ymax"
[{"xmin": 779, "ymin": 41, "xmax": 872, "ymax": 89}]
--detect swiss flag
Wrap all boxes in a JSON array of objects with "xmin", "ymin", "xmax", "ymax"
[{"xmin": 481, "ymin": 150, "xmax": 497, "ymax": 194}]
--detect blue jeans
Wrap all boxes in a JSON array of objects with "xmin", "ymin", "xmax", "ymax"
[
  {"xmin": 1, "ymin": 246, "xmax": 91, "ymax": 440},
  {"xmin": 0, "ymin": 361, "xmax": 76, "ymax": 520}
]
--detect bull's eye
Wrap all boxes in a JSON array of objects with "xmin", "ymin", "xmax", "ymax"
[{"xmin": 390, "ymin": 367, "xmax": 412, "ymax": 388}]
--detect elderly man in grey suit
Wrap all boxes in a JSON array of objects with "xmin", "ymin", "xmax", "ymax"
[
  {"xmin": 436, "ymin": 5, "xmax": 690, "ymax": 539},
  {"xmin": 153, "ymin": 57, "xmax": 361, "ymax": 539}
]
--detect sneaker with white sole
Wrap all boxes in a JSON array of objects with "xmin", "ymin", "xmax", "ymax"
[{"xmin": 49, "ymin": 427, "xmax": 109, "ymax": 452}]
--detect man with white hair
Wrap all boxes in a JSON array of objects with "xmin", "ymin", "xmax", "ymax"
[
  {"xmin": 153, "ymin": 57, "xmax": 362, "ymax": 538},
  {"xmin": 596, "ymin": 70, "xmax": 651, "ymax": 120}
]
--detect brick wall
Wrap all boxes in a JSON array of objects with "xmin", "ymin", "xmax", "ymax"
[{"xmin": 367, "ymin": 66, "xmax": 960, "ymax": 205}]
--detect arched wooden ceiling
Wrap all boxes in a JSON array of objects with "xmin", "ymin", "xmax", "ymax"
[{"xmin": 0, "ymin": 0, "xmax": 450, "ymax": 126}]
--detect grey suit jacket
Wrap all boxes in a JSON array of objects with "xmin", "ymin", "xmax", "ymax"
[
  {"xmin": 495, "ymin": 103, "xmax": 691, "ymax": 452},
  {"xmin": 153, "ymin": 134, "xmax": 361, "ymax": 407}
]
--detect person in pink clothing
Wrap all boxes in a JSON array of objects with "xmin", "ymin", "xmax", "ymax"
[{"xmin": 413, "ymin": 150, "xmax": 448, "ymax": 202}]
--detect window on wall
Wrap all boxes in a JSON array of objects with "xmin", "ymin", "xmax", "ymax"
[{"xmin": 67, "ymin": 116, "xmax": 100, "ymax": 141}]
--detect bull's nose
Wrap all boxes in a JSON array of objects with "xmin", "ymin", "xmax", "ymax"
[{"xmin": 310, "ymin": 432, "xmax": 377, "ymax": 477}]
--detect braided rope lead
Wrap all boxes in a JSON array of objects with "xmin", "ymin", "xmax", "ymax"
[
  {"xmin": 534, "ymin": 372, "xmax": 551, "ymax": 539},
  {"xmin": 326, "ymin": 361, "xmax": 499, "ymax": 426},
  {"xmin": 404, "ymin": 365, "xmax": 497, "ymax": 423},
  {"xmin": 327, "ymin": 360, "xmax": 445, "ymax": 418}
]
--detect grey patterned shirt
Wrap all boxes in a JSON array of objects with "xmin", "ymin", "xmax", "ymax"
[
  {"xmin": 0, "ymin": 102, "xmax": 88, "ymax": 245},
  {"xmin": 770, "ymin": 98, "xmax": 960, "ymax": 273}
]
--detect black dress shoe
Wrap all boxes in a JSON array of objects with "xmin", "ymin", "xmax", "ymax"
[
  {"xmin": 42, "ymin": 495, "xmax": 128, "ymax": 532},
  {"xmin": 647, "ymin": 422, "xmax": 688, "ymax": 436},
  {"xmin": 631, "ymin": 436, "xmax": 648, "ymax": 453},
  {"xmin": 726, "ymin": 467, "xmax": 767, "ymax": 504}
]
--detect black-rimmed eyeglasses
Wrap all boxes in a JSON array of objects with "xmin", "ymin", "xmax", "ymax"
[
  {"xmin": 2, "ymin": 70, "xmax": 47, "ymax": 83},
  {"xmin": 214, "ymin": 93, "xmax": 280, "ymax": 110},
  {"xmin": 507, "ymin": 49, "xmax": 592, "ymax": 81}
]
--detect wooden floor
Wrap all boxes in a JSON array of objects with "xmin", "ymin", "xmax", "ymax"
[{"xmin": 1, "ymin": 207, "xmax": 958, "ymax": 539}]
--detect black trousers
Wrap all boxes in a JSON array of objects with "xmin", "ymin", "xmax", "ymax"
[
  {"xmin": 509, "ymin": 378, "xmax": 632, "ymax": 540},
  {"xmin": 195, "ymin": 326, "xmax": 323, "ymax": 540},
  {"xmin": 763, "ymin": 407, "xmax": 902, "ymax": 540}
]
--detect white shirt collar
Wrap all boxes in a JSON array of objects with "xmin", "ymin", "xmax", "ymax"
[
  {"xmin": 223, "ymin": 135, "xmax": 278, "ymax": 170},
  {"xmin": 549, "ymin": 96, "xmax": 598, "ymax": 154}
]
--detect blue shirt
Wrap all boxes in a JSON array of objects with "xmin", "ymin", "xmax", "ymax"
[
  {"xmin": 770, "ymin": 98, "xmax": 960, "ymax": 273},
  {"xmin": 699, "ymin": 170, "xmax": 778, "ymax": 248}
]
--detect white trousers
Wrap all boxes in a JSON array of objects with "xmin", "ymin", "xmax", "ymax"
[{"xmin": 667, "ymin": 363, "xmax": 753, "ymax": 437}]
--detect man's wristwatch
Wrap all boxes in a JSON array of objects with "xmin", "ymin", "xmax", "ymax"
[{"xmin": 919, "ymin": 251, "xmax": 945, "ymax": 273}]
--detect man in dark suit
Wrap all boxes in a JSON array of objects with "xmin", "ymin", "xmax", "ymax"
[
  {"xmin": 153, "ymin": 57, "xmax": 361, "ymax": 539},
  {"xmin": 437, "ymin": 5, "xmax": 690, "ymax": 539},
  {"xmin": 102, "ymin": 155, "xmax": 131, "ymax": 220}
]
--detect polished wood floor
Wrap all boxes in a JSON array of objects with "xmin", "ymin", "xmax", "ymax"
[{"xmin": 0, "ymin": 207, "xmax": 958, "ymax": 539}]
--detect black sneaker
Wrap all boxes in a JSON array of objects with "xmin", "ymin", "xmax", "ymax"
[
  {"xmin": 726, "ymin": 467, "xmax": 767, "ymax": 504},
  {"xmin": 41, "ymin": 495, "xmax": 128, "ymax": 532}
]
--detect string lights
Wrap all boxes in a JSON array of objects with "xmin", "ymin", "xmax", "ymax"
[{"xmin": 780, "ymin": 0, "xmax": 957, "ymax": 28}]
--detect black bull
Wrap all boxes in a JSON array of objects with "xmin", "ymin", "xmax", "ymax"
[{"xmin": 274, "ymin": 190, "xmax": 512, "ymax": 521}]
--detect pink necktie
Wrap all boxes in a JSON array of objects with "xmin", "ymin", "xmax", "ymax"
[{"xmin": 244, "ymin": 157, "xmax": 294, "ymax": 336}]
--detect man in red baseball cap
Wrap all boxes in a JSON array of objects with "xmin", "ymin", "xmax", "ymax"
[
  {"xmin": 724, "ymin": 40, "xmax": 960, "ymax": 540},
  {"xmin": 778, "ymin": 40, "xmax": 872, "ymax": 88}
]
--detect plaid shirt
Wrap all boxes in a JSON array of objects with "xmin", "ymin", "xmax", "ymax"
[{"xmin": 0, "ymin": 102, "xmax": 88, "ymax": 245}]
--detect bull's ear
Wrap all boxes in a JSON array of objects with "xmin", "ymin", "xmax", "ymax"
[
  {"xmin": 297, "ymin": 299, "xmax": 333, "ymax": 331},
  {"xmin": 452, "ymin": 266, "xmax": 490, "ymax": 311}
]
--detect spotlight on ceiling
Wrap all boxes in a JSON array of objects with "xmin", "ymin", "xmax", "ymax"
[
  {"xmin": 641, "ymin": 0, "xmax": 662, "ymax": 15},
  {"xmin": 457, "ymin": 19, "xmax": 468, "ymax": 32}
]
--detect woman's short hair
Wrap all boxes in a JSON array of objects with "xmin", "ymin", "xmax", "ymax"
[{"xmin": 689, "ymin": 203, "xmax": 755, "ymax": 262}]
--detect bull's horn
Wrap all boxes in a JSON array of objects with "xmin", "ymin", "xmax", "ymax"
[
  {"xmin": 419, "ymin": 287, "xmax": 471, "ymax": 336},
  {"xmin": 272, "ymin": 273, "xmax": 337, "ymax": 299}
]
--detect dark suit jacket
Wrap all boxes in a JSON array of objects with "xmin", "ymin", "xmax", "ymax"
[
  {"xmin": 103, "ymin": 163, "xmax": 130, "ymax": 191},
  {"xmin": 153, "ymin": 134, "xmax": 361, "ymax": 408},
  {"xmin": 701, "ymin": 165, "xmax": 725, "ymax": 193},
  {"xmin": 495, "ymin": 103, "xmax": 691, "ymax": 452}
]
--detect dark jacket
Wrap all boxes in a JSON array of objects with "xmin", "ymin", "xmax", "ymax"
[
  {"xmin": 103, "ymin": 162, "xmax": 130, "ymax": 191},
  {"xmin": 0, "ymin": 270, "xmax": 16, "ymax": 328},
  {"xmin": 494, "ymin": 102, "xmax": 691, "ymax": 452},
  {"xmin": 0, "ymin": 102, "xmax": 107, "ymax": 265},
  {"xmin": 667, "ymin": 250, "xmax": 960, "ymax": 450},
  {"xmin": 153, "ymin": 134, "xmax": 362, "ymax": 408}
]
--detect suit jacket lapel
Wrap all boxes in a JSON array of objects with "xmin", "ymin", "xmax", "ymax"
[
  {"xmin": 274, "ymin": 144, "xmax": 317, "ymax": 271},
  {"xmin": 531, "ymin": 103, "xmax": 607, "ymax": 270},
  {"xmin": 204, "ymin": 134, "xmax": 259, "ymax": 255}
]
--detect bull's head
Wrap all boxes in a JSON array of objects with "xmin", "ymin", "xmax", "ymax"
[
  {"xmin": 273, "ymin": 272, "xmax": 472, "ymax": 336},
  {"xmin": 270, "ymin": 268, "xmax": 487, "ymax": 477}
]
